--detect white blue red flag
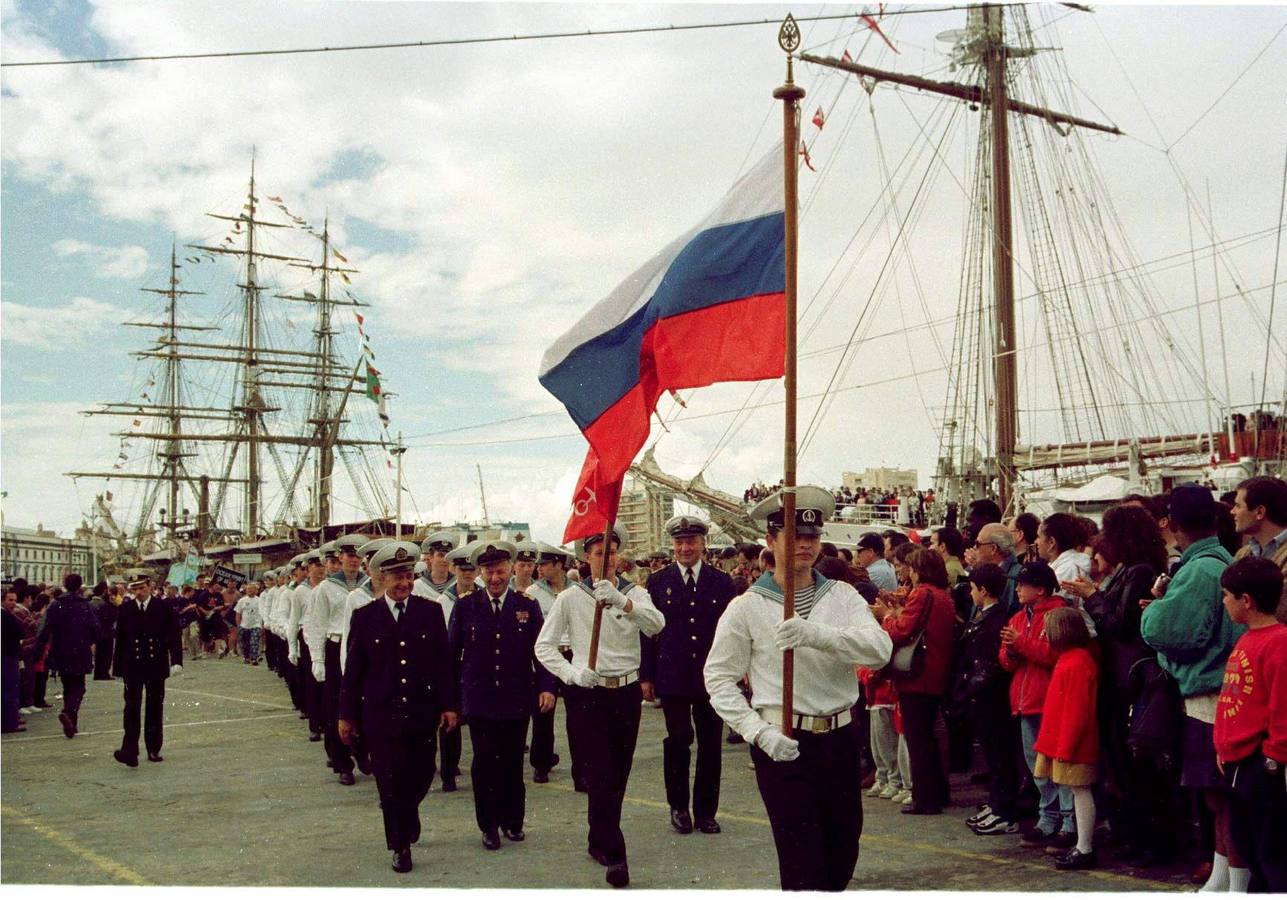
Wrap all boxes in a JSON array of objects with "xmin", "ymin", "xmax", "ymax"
[{"xmin": 540, "ymin": 147, "xmax": 787, "ymax": 542}]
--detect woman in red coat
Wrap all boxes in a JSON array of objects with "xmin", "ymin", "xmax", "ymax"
[
  {"xmin": 1034, "ymin": 607, "xmax": 1100, "ymax": 870},
  {"xmin": 876, "ymin": 547, "xmax": 956, "ymax": 814}
]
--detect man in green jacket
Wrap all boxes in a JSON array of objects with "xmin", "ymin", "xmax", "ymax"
[{"xmin": 1141, "ymin": 483, "xmax": 1246, "ymax": 892}]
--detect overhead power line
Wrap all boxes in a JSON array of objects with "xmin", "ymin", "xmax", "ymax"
[{"xmin": 2, "ymin": 5, "xmax": 1019, "ymax": 69}]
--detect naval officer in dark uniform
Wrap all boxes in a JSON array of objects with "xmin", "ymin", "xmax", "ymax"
[
  {"xmin": 704, "ymin": 486, "xmax": 893, "ymax": 891},
  {"xmin": 338, "ymin": 542, "xmax": 459, "ymax": 874},
  {"xmin": 112, "ymin": 574, "xmax": 183, "ymax": 767},
  {"xmin": 448, "ymin": 540, "xmax": 557, "ymax": 850},
  {"xmin": 642, "ymin": 514, "xmax": 738, "ymax": 835}
]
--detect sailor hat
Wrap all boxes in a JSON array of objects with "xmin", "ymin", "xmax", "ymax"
[
  {"xmin": 514, "ymin": 540, "xmax": 540, "ymax": 563},
  {"xmin": 537, "ymin": 542, "xmax": 573, "ymax": 564},
  {"xmin": 649, "ymin": 549, "xmax": 671, "ymax": 561},
  {"xmin": 749, "ymin": 485, "xmax": 833, "ymax": 537},
  {"xmin": 303, "ymin": 549, "xmax": 322, "ymax": 565},
  {"xmin": 334, "ymin": 534, "xmax": 367, "ymax": 555},
  {"xmin": 127, "ymin": 574, "xmax": 151, "ymax": 588},
  {"xmin": 420, "ymin": 531, "xmax": 458, "ymax": 555},
  {"xmin": 664, "ymin": 514, "xmax": 709, "ymax": 538},
  {"xmin": 472, "ymin": 540, "xmax": 517, "ymax": 567},
  {"xmin": 319, "ymin": 540, "xmax": 340, "ymax": 560},
  {"xmin": 576, "ymin": 523, "xmax": 629, "ymax": 560},
  {"xmin": 358, "ymin": 537, "xmax": 392, "ymax": 560},
  {"xmin": 289, "ymin": 553, "xmax": 307, "ymax": 568},
  {"xmin": 368, "ymin": 541, "xmax": 421, "ymax": 574},
  {"xmin": 447, "ymin": 542, "xmax": 479, "ymax": 569},
  {"xmin": 414, "ymin": 560, "xmax": 428, "ymax": 575}
]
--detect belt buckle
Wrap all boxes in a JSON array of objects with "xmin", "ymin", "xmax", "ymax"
[
  {"xmin": 1266, "ymin": 757, "xmax": 1281, "ymax": 774},
  {"xmin": 603, "ymin": 675, "xmax": 620, "ymax": 689},
  {"xmin": 811, "ymin": 716, "xmax": 829, "ymax": 734}
]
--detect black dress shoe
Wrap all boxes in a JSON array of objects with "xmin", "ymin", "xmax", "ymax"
[
  {"xmin": 481, "ymin": 829, "xmax": 501, "ymax": 850},
  {"xmin": 1055, "ymin": 847, "xmax": 1098, "ymax": 870},
  {"xmin": 533, "ymin": 770, "xmax": 550, "ymax": 784},
  {"xmin": 441, "ymin": 777, "xmax": 458, "ymax": 793},
  {"xmin": 147, "ymin": 752, "xmax": 164, "ymax": 763},
  {"xmin": 502, "ymin": 827, "xmax": 525, "ymax": 842},
  {"xmin": 696, "ymin": 818, "xmax": 721, "ymax": 834},
  {"xmin": 113, "ymin": 750, "xmax": 139, "ymax": 768},
  {"xmin": 901, "ymin": 805, "xmax": 942, "ymax": 815},
  {"xmin": 391, "ymin": 848, "xmax": 412, "ymax": 873},
  {"xmin": 59, "ymin": 711, "xmax": 76, "ymax": 739},
  {"xmin": 338, "ymin": 771, "xmax": 356, "ymax": 786},
  {"xmin": 605, "ymin": 862, "xmax": 630, "ymax": 888},
  {"xmin": 588, "ymin": 847, "xmax": 612, "ymax": 867},
  {"xmin": 670, "ymin": 808, "xmax": 694, "ymax": 834}
]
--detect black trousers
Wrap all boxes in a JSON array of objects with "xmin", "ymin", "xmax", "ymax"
[
  {"xmin": 299, "ymin": 635, "xmax": 323, "ymax": 734},
  {"xmin": 469, "ymin": 717, "xmax": 529, "ymax": 832},
  {"xmin": 752, "ymin": 722, "xmax": 864, "ymax": 891},
  {"xmin": 530, "ymin": 703, "xmax": 558, "ymax": 772},
  {"xmin": 566, "ymin": 682, "xmax": 642, "ymax": 865},
  {"xmin": 900, "ymin": 692, "xmax": 950, "ymax": 809},
  {"xmin": 263, "ymin": 630, "xmax": 278, "ymax": 672},
  {"xmin": 284, "ymin": 645, "xmax": 303, "ymax": 710},
  {"xmin": 439, "ymin": 720, "xmax": 462, "ymax": 781},
  {"xmin": 660, "ymin": 694, "xmax": 724, "ymax": 819},
  {"xmin": 367, "ymin": 731, "xmax": 438, "ymax": 851},
  {"xmin": 558, "ymin": 649, "xmax": 584, "ymax": 786},
  {"xmin": 121, "ymin": 677, "xmax": 165, "ymax": 759},
  {"xmin": 971, "ymin": 700, "xmax": 1020, "ymax": 821},
  {"xmin": 60, "ymin": 672, "xmax": 87, "ymax": 719},
  {"xmin": 324, "ymin": 641, "xmax": 353, "ymax": 773},
  {"xmin": 1227, "ymin": 754, "xmax": 1287, "ymax": 892},
  {"xmin": 93, "ymin": 639, "xmax": 114, "ymax": 679}
]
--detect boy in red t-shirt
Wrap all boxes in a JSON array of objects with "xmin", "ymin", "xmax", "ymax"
[{"xmin": 1215, "ymin": 556, "xmax": 1287, "ymax": 893}]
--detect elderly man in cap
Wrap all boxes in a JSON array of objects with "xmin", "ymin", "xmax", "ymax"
[
  {"xmin": 535, "ymin": 525, "xmax": 665, "ymax": 888},
  {"xmin": 414, "ymin": 531, "xmax": 458, "ymax": 601},
  {"xmin": 112, "ymin": 574, "xmax": 184, "ymax": 767},
  {"xmin": 527, "ymin": 543, "xmax": 574, "ymax": 784},
  {"xmin": 642, "ymin": 514, "xmax": 738, "ymax": 836},
  {"xmin": 705, "ymin": 486, "xmax": 893, "ymax": 891},
  {"xmin": 448, "ymin": 540, "xmax": 556, "ymax": 850},
  {"xmin": 308, "ymin": 536, "xmax": 368, "ymax": 784},
  {"xmin": 339, "ymin": 541, "xmax": 458, "ymax": 874}
]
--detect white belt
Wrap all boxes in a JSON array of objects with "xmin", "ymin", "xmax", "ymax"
[
  {"xmin": 760, "ymin": 707, "xmax": 853, "ymax": 734},
  {"xmin": 597, "ymin": 671, "xmax": 639, "ymax": 689}
]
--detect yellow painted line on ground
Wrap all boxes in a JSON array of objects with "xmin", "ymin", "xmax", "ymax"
[
  {"xmin": 537, "ymin": 781, "xmax": 1179, "ymax": 891},
  {"xmin": 1, "ymin": 711, "xmax": 300, "ymax": 743},
  {"xmin": 1, "ymin": 804, "xmax": 150, "ymax": 885}
]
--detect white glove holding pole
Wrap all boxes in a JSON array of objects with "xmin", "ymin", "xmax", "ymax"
[
  {"xmin": 312, "ymin": 662, "xmax": 326, "ymax": 682},
  {"xmin": 570, "ymin": 666, "xmax": 602, "ymax": 689},
  {"xmin": 592, "ymin": 580, "xmax": 628, "ymax": 610},
  {"xmin": 755, "ymin": 725, "xmax": 801, "ymax": 762},
  {"xmin": 774, "ymin": 616, "xmax": 840, "ymax": 652},
  {"xmin": 169, "ymin": 664, "xmax": 183, "ymax": 677}
]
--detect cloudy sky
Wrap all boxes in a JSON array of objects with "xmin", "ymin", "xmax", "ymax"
[{"xmin": 2, "ymin": 0, "xmax": 1285, "ymax": 546}]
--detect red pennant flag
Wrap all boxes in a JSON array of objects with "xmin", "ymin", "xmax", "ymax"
[
  {"xmin": 799, "ymin": 140, "xmax": 817, "ymax": 172},
  {"xmin": 563, "ymin": 449, "xmax": 625, "ymax": 544},
  {"xmin": 812, "ymin": 106, "xmax": 826, "ymax": 129},
  {"xmin": 841, "ymin": 48, "xmax": 853, "ymax": 63},
  {"xmin": 862, "ymin": 14, "xmax": 899, "ymax": 54}
]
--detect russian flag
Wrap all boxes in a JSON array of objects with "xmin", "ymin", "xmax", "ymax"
[{"xmin": 540, "ymin": 147, "xmax": 787, "ymax": 542}]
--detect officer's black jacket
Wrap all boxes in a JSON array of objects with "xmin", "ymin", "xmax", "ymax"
[
  {"xmin": 112, "ymin": 596, "xmax": 182, "ymax": 681},
  {"xmin": 642, "ymin": 562, "xmax": 737, "ymax": 697},
  {"xmin": 339, "ymin": 594, "xmax": 456, "ymax": 739},
  {"xmin": 448, "ymin": 587, "xmax": 555, "ymax": 720}
]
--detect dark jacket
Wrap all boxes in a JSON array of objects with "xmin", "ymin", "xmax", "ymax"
[
  {"xmin": 448, "ymin": 588, "xmax": 554, "ymax": 720},
  {"xmin": 1084, "ymin": 562, "xmax": 1158, "ymax": 693},
  {"xmin": 112, "ymin": 596, "xmax": 183, "ymax": 681},
  {"xmin": 642, "ymin": 562, "xmax": 737, "ymax": 697},
  {"xmin": 91, "ymin": 597, "xmax": 119, "ymax": 641},
  {"xmin": 949, "ymin": 601, "xmax": 1010, "ymax": 712},
  {"xmin": 883, "ymin": 584, "xmax": 956, "ymax": 696},
  {"xmin": 2, "ymin": 608, "xmax": 20, "ymax": 659},
  {"xmin": 339, "ymin": 594, "xmax": 456, "ymax": 739},
  {"xmin": 35, "ymin": 591, "xmax": 100, "ymax": 675}
]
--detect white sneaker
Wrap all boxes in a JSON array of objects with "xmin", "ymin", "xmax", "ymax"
[
  {"xmin": 890, "ymin": 789, "xmax": 912, "ymax": 804},
  {"xmin": 878, "ymin": 783, "xmax": 902, "ymax": 799},
  {"xmin": 866, "ymin": 782, "xmax": 887, "ymax": 797},
  {"xmin": 966, "ymin": 805, "xmax": 994, "ymax": 826},
  {"xmin": 901, "ymin": 792, "xmax": 915, "ymax": 806}
]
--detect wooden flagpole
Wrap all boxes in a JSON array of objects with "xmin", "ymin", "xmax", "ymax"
[
  {"xmin": 586, "ymin": 521, "xmax": 614, "ymax": 670},
  {"xmin": 773, "ymin": 15, "xmax": 804, "ymax": 739}
]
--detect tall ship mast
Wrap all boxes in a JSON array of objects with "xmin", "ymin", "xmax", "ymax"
[{"xmin": 69, "ymin": 160, "xmax": 395, "ymax": 569}]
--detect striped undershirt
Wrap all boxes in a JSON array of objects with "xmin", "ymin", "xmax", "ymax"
[{"xmin": 793, "ymin": 580, "xmax": 819, "ymax": 619}]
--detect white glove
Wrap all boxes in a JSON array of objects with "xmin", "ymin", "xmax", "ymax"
[
  {"xmin": 288, "ymin": 652, "xmax": 299, "ymax": 666},
  {"xmin": 774, "ymin": 616, "xmax": 839, "ymax": 652},
  {"xmin": 570, "ymin": 667, "xmax": 602, "ymax": 689},
  {"xmin": 755, "ymin": 725, "xmax": 801, "ymax": 762},
  {"xmin": 169, "ymin": 665, "xmax": 183, "ymax": 677},
  {"xmin": 312, "ymin": 662, "xmax": 326, "ymax": 681},
  {"xmin": 592, "ymin": 581, "xmax": 628, "ymax": 610}
]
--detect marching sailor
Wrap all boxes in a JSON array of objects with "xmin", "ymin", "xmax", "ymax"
[
  {"xmin": 434, "ymin": 541, "xmax": 478, "ymax": 791},
  {"xmin": 112, "ymin": 574, "xmax": 183, "ymax": 767},
  {"xmin": 307, "ymin": 535, "xmax": 368, "ymax": 784},
  {"xmin": 340, "ymin": 538, "xmax": 393, "ymax": 673},
  {"xmin": 280, "ymin": 555, "xmax": 309, "ymax": 715},
  {"xmin": 511, "ymin": 541, "xmax": 540, "ymax": 593},
  {"xmin": 642, "ymin": 514, "xmax": 738, "ymax": 835},
  {"xmin": 448, "ymin": 540, "xmax": 556, "ymax": 850},
  {"xmin": 289, "ymin": 550, "xmax": 326, "ymax": 741},
  {"xmin": 413, "ymin": 531, "xmax": 458, "ymax": 600},
  {"xmin": 338, "ymin": 542, "xmax": 458, "ymax": 874},
  {"xmin": 534, "ymin": 525, "xmax": 665, "ymax": 888},
  {"xmin": 526, "ymin": 542, "xmax": 574, "ymax": 784},
  {"xmin": 704, "ymin": 486, "xmax": 893, "ymax": 891}
]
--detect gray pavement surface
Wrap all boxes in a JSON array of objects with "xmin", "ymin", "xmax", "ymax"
[{"xmin": 2, "ymin": 655, "xmax": 1192, "ymax": 890}]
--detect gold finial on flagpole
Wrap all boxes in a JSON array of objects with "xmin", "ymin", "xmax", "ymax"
[{"xmin": 778, "ymin": 13, "xmax": 800, "ymax": 84}]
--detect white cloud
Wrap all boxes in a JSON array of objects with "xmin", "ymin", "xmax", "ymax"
[
  {"xmin": 1, "ymin": 296, "xmax": 128, "ymax": 349},
  {"xmin": 52, "ymin": 239, "xmax": 150, "ymax": 280}
]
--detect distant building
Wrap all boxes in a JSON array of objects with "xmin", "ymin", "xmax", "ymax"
[
  {"xmin": 616, "ymin": 478, "xmax": 675, "ymax": 559},
  {"xmin": 1, "ymin": 524, "xmax": 95, "ymax": 586},
  {"xmin": 842, "ymin": 467, "xmax": 919, "ymax": 493}
]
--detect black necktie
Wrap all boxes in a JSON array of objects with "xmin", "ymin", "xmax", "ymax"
[
  {"xmin": 394, "ymin": 601, "xmax": 405, "ymax": 622},
  {"xmin": 492, "ymin": 597, "xmax": 502, "ymax": 617},
  {"xmin": 685, "ymin": 569, "xmax": 695, "ymax": 591}
]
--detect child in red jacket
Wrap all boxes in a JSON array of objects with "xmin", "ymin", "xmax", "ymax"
[{"xmin": 1034, "ymin": 606, "xmax": 1100, "ymax": 870}]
